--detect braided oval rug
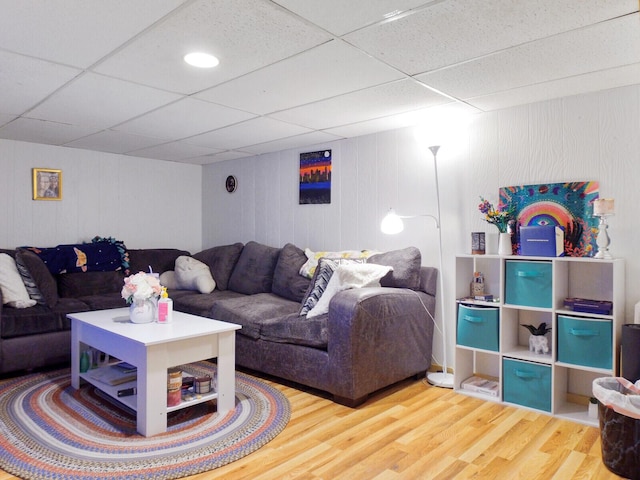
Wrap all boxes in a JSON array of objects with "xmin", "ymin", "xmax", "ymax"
[{"xmin": 0, "ymin": 361, "xmax": 290, "ymax": 480}]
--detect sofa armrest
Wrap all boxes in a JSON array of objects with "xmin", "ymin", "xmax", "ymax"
[{"xmin": 327, "ymin": 286, "xmax": 436, "ymax": 404}]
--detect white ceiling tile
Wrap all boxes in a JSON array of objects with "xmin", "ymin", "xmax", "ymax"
[
  {"xmin": 195, "ymin": 40, "xmax": 404, "ymax": 115},
  {"xmin": 467, "ymin": 63, "xmax": 640, "ymax": 112},
  {"xmin": 28, "ymin": 73, "xmax": 181, "ymax": 129},
  {"xmin": 345, "ymin": 0, "xmax": 638, "ymax": 75},
  {"xmin": 0, "ymin": 51, "xmax": 81, "ymax": 115},
  {"xmin": 417, "ymin": 15, "xmax": 640, "ymax": 100},
  {"xmin": 0, "ymin": 118, "xmax": 97, "ymax": 145},
  {"xmin": 199, "ymin": 150, "xmax": 255, "ymax": 164},
  {"xmin": 113, "ymin": 98, "xmax": 256, "ymax": 140},
  {"xmin": 130, "ymin": 140, "xmax": 223, "ymax": 161},
  {"xmin": 0, "ymin": 0, "xmax": 186, "ymax": 68},
  {"xmin": 271, "ymin": 0, "xmax": 431, "ymax": 36},
  {"xmin": 270, "ymin": 79, "xmax": 450, "ymax": 130},
  {"xmin": 239, "ymin": 131, "xmax": 343, "ymax": 155},
  {"xmin": 64, "ymin": 130, "xmax": 167, "ymax": 154},
  {"xmin": 187, "ymin": 118, "xmax": 314, "ymax": 150},
  {"xmin": 95, "ymin": 0, "xmax": 332, "ymax": 94},
  {"xmin": 0, "ymin": 114, "xmax": 17, "ymax": 128}
]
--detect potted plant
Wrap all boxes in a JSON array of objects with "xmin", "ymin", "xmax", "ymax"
[{"xmin": 522, "ymin": 322, "xmax": 552, "ymax": 354}]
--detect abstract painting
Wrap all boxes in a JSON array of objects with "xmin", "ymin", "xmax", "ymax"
[{"xmin": 499, "ymin": 181, "xmax": 599, "ymax": 257}]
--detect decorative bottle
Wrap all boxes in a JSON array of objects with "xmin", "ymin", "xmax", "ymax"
[{"xmin": 157, "ymin": 287, "xmax": 173, "ymax": 324}]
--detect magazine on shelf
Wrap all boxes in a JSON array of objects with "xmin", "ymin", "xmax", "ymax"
[
  {"xmin": 87, "ymin": 365, "xmax": 137, "ymax": 386},
  {"xmin": 461, "ymin": 375, "xmax": 499, "ymax": 397}
]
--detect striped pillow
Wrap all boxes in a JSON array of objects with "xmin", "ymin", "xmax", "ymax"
[{"xmin": 299, "ymin": 257, "xmax": 364, "ymax": 316}]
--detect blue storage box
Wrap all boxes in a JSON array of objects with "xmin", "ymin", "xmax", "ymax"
[
  {"xmin": 557, "ymin": 315, "xmax": 612, "ymax": 369},
  {"xmin": 457, "ymin": 304, "xmax": 499, "ymax": 351},
  {"xmin": 520, "ymin": 225, "xmax": 564, "ymax": 257},
  {"xmin": 504, "ymin": 260, "xmax": 552, "ymax": 308},
  {"xmin": 503, "ymin": 358, "xmax": 551, "ymax": 412}
]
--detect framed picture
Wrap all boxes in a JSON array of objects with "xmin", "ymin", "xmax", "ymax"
[
  {"xmin": 33, "ymin": 168, "xmax": 62, "ymax": 201},
  {"xmin": 299, "ymin": 150, "xmax": 331, "ymax": 204},
  {"xmin": 225, "ymin": 175, "xmax": 237, "ymax": 193}
]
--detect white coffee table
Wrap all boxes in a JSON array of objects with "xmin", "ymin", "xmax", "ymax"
[{"xmin": 69, "ymin": 308, "xmax": 241, "ymax": 437}]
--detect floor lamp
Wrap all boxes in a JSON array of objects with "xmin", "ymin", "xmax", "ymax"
[{"xmin": 380, "ymin": 145, "xmax": 453, "ymax": 389}]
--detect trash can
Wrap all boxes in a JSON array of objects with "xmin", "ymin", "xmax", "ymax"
[
  {"xmin": 593, "ymin": 377, "xmax": 640, "ymax": 478},
  {"xmin": 622, "ymin": 324, "xmax": 640, "ymax": 382}
]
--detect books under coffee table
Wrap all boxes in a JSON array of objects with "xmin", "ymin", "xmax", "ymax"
[{"xmin": 69, "ymin": 308, "xmax": 241, "ymax": 437}]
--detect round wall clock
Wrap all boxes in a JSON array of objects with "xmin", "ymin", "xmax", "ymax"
[{"xmin": 225, "ymin": 175, "xmax": 237, "ymax": 193}]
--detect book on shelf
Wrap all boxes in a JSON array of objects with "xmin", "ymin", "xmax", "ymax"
[
  {"xmin": 87, "ymin": 365, "xmax": 137, "ymax": 386},
  {"xmin": 461, "ymin": 375, "xmax": 499, "ymax": 397}
]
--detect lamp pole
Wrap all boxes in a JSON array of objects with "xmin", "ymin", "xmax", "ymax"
[{"xmin": 426, "ymin": 145, "xmax": 454, "ymax": 388}]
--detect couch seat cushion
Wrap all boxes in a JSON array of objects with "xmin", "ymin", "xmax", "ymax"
[
  {"xmin": 0, "ymin": 297, "xmax": 89, "ymax": 339},
  {"xmin": 172, "ymin": 289, "xmax": 243, "ymax": 318},
  {"xmin": 210, "ymin": 293, "xmax": 300, "ymax": 339},
  {"xmin": 260, "ymin": 312, "xmax": 328, "ymax": 349},
  {"xmin": 76, "ymin": 293, "xmax": 128, "ymax": 311}
]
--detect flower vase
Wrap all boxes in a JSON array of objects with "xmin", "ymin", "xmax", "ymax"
[
  {"xmin": 498, "ymin": 232, "xmax": 512, "ymax": 256},
  {"xmin": 129, "ymin": 298, "xmax": 156, "ymax": 324}
]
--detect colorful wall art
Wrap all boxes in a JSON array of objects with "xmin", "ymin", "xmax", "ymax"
[
  {"xmin": 299, "ymin": 150, "xmax": 331, "ymax": 205},
  {"xmin": 499, "ymin": 181, "xmax": 599, "ymax": 257}
]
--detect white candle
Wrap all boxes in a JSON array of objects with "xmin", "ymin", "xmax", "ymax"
[{"xmin": 594, "ymin": 198, "xmax": 615, "ymax": 216}]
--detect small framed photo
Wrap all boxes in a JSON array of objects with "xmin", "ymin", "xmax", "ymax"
[
  {"xmin": 225, "ymin": 175, "xmax": 237, "ymax": 193},
  {"xmin": 33, "ymin": 168, "xmax": 62, "ymax": 201}
]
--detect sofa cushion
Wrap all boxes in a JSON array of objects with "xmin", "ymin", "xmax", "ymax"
[
  {"xmin": 367, "ymin": 246, "xmax": 422, "ymax": 290},
  {"xmin": 260, "ymin": 312, "xmax": 328, "ymax": 349},
  {"xmin": 57, "ymin": 271, "xmax": 123, "ymax": 298},
  {"xmin": 127, "ymin": 249, "xmax": 190, "ymax": 275},
  {"xmin": 228, "ymin": 242, "xmax": 280, "ymax": 295},
  {"xmin": 210, "ymin": 293, "xmax": 300, "ymax": 340},
  {"xmin": 172, "ymin": 289, "xmax": 243, "ymax": 318},
  {"xmin": 193, "ymin": 243, "xmax": 243, "ymax": 291},
  {"xmin": 173, "ymin": 256, "xmax": 216, "ymax": 293},
  {"xmin": 0, "ymin": 297, "xmax": 89, "ymax": 339},
  {"xmin": 271, "ymin": 243, "xmax": 310, "ymax": 303},
  {"xmin": 15, "ymin": 249, "xmax": 59, "ymax": 307},
  {"xmin": 0, "ymin": 253, "xmax": 36, "ymax": 308}
]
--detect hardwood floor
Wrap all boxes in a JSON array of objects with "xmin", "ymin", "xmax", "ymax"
[{"xmin": 0, "ymin": 373, "xmax": 622, "ymax": 480}]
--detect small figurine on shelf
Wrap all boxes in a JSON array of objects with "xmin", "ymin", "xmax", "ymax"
[{"xmin": 522, "ymin": 323, "xmax": 552, "ymax": 354}]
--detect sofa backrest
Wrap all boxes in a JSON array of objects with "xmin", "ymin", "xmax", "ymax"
[{"xmin": 128, "ymin": 249, "xmax": 190, "ymax": 275}]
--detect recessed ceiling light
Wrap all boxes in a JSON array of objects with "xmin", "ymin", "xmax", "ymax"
[{"xmin": 184, "ymin": 52, "xmax": 219, "ymax": 68}]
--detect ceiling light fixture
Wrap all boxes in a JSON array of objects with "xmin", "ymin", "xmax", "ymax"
[{"xmin": 184, "ymin": 52, "xmax": 219, "ymax": 68}]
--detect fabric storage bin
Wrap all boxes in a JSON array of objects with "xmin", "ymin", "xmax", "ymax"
[
  {"xmin": 457, "ymin": 304, "xmax": 499, "ymax": 351},
  {"xmin": 503, "ymin": 358, "xmax": 551, "ymax": 412},
  {"xmin": 504, "ymin": 260, "xmax": 552, "ymax": 308},
  {"xmin": 557, "ymin": 315, "xmax": 612, "ymax": 369}
]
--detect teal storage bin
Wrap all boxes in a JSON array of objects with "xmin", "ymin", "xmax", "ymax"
[
  {"xmin": 457, "ymin": 304, "xmax": 499, "ymax": 351},
  {"xmin": 557, "ymin": 315, "xmax": 612, "ymax": 369},
  {"xmin": 504, "ymin": 260, "xmax": 552, "ymax": 308},
  {"xmin": 503, "ymin": 358, "xmax": 551, "ymax": 412}
]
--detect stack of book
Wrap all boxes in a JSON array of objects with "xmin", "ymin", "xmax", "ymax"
[
  {"xmin": 87, "ymin": 362, "xmax": 137, "ymax": 386},
  {"xmin": 461, "ymin": 375, "xmax": 499, "ymax": 397}
]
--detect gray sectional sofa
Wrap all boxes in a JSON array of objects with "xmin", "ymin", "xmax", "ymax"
[{"xmin": 0, "ymin": 241, "xmax": 437, "ymax": 406}]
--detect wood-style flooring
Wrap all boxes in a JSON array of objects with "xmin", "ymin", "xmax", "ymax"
[{"xmin": 0, "ymin": 373, "xmax": 622, "ymax": 480}]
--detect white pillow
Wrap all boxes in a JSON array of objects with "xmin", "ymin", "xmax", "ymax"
[
  {"xmin": 306, "ymin": 263, "xmax": 392, "ymax": 319},
  {"xmin": 174, "ymin": 256, "xmax": 216, "ymax": 294},
  {"xmin": 298, "ymin": 248, "xmax": 377, "ymax": 279},
  {"xmin": 0, "ymin": 253, "xmax": 37, "ymax": 308}
]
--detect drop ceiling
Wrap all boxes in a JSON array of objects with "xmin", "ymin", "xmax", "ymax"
[{"xmin": 0, "ymin": 0, "xmax": 638, "ymax": 164}]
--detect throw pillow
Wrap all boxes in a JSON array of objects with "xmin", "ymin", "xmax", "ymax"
[
  {"xmin": 227, "ymin": 241, "xmax": 281, "ymax": 295},
  {"xmin": 15, "ymin": 249, "xmax": 59, "ymax": 307},
  {"xmin": 299, "ymin": 257, "xmax": 366, "ymax": 316},
  {"xmin": 174, "ymin": 256, "xmax": 216, "ymax": 294},
  {"xmin": 159, "ymin": 270, "xmax": 179, "ymax": 290},
  {"xmin": 14, "ymin": 250, "xmax": 46, "ymax": 304},
  {"xmin": 306, "ymin": 263, "xmax": 392, "ymax": 319},
  {"xmin": 271, "ymin": 243, "xmax": 311, "ymax": 302},
  {"xmin": 367, "ymin": 246, "xmax": 422, "ymax": 290},
  {"xmin": 193, "ymin": 243, "xmax": 243, "ymax": 291},
  {"xmin": 299, "ymin": 248, "xmax": 377, "ymax": 279},
  {"xmin": 0, "ymin": 253, "xmax": 37, "ymax": 308}
]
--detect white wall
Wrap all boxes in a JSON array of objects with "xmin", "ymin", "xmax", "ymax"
[
  {"xmin": 0, "ymin": 140, "xmax": 203, "ymax": 253},
  {"xmin": 203, "ymin": 84, "xmax": 640, "ymax": 370}
]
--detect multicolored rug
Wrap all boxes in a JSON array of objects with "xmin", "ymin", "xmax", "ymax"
[{"xmin": 0, "ymin": 361, "xmax": 290, "ymax": 479}]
